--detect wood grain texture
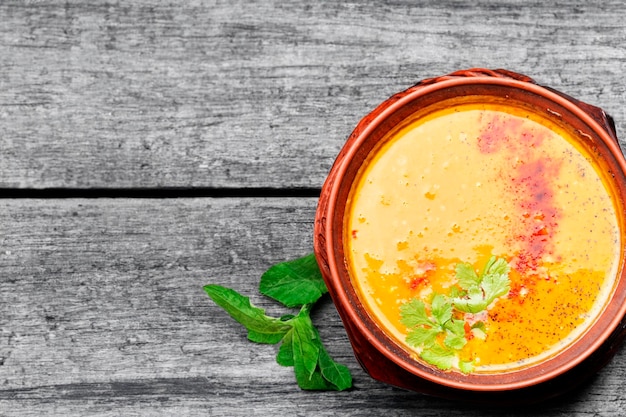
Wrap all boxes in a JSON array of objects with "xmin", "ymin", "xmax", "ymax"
[
  {"xmin": 0, "ymin": 0, "xmax": 625, "ymax": 189},
  {"xmin": 3, "ymin": 1, "xmax": 626, "ymax": 416},
  {"xmin": 0, "ymin": 198, "xmax": 626, "ymax": 416}
]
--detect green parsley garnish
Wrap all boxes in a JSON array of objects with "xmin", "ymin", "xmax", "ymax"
[
  {"xmin": 452, "ymin": 256, "xmax": 511, "ymax": 314},
  {"xmin": 400, "ymin": 256, "xmax": 510, "ymax": 373},
  {"xmin": 204, "ymin": 253, "xmax": 352, "ymax": 391}
]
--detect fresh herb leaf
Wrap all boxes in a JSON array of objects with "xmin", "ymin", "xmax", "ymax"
[
  {"xmin": 406, "ymin": 326, "xmax": 440, "ymax": 347},
  {"xmin": 315, "ymin": 330, "xmax": 353, "ymax": 390},
  {"xmin": 431, "ymin": 293, "xmax": 452, "ymax": 326},
  {"xmin": 421, "ymin": 345, "xmax": 456, "ymax": 371},
  {"xmin": 481, "ymin": 259, "xmax": 511, "ymax": 305},
  {"xmin": 459, "ymin": 359, "xmax": 475, "ymax": 374},
  {"xmin": 443, "ymin": 330, "xmax": 467, "ymax": 350},
  {"xmin": 276, "ymin": 330, "xmax": 295, "ymax": 367},
  {"xmin": 299, "ymin": 356, "xmax": 339, "ymax": 390},
  {"xmin": 471, "ymin": 321, "xmax": 486, "ymax": 331},
  {"xmin": 452, "ymin": 256, "xmax": 511, "ymax": 313},
  {"xmin": 471, "ymin": 322, "xmax": 487, "ymax": 340},
  {"xmin": 400, "ymin": 256, "xmax": 511, "ymax": 372},
  {"xmin": 259, "ymin": 253, "xmax": 327, "ymax": 308},
  {"xmin": 443, "ymin": 317, "xmax": 467, "ymax": 350},
  {"xmin": 203, "ymin": 284, "xmax": 291, "ymax": 344},
  {"xmin": 290, "ymin": 306, "xmax": 351, "ymax": 391},
  {"xmin": 455, "ymin": 262, "xmax": 480, "ymax": 290},
  {"xmin": 275, "ymin": 307, "xmax": 352, "ymax": 391},
  {"xmin": 451, "ymin": 285, "xmax": 488, "ymax": 314},
  {"xmin": 291, "ymin": 307, "xmax": 321, "ymax": 380},
  {"xmin": 399, "ymin": 298, "xmax": 432, "ymax": 328},
  {"xmin": 295, "ymin": 364, "xmax": 337, "ymax": 391},
  {"xmin": 247, "ymin": 329, "xmax": 287, "ymax": 344},
  {"xmin": 482, "ymin": 256, "xmax": 509, "ymax": 276},
  {"xmin": 205, "ymin": 254, "xmax": 352, "ymax": 392},
  {"xmin": 444, "ymin": 318, "xmax": 466, "ymax": 337}
]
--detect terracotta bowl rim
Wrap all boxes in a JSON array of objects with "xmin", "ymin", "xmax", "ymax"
[{"xmin": 319, "ymin": 75, "xmax": 626, "ymax": 391}]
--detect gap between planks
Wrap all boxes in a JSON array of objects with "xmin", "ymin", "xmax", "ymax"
[{"xmin": 0, "ymin": 187, "xmax": 321, "ymax": 199}]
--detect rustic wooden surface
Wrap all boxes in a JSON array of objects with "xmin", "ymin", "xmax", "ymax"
[{"xmin": 1, "ymin": 1, "xmax": 626, "ymax": 416}]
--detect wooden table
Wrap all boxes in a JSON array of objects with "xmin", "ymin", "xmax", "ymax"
[{"xmin": 1, "ymin": 1, "xmax": 625, "ymax": 415}]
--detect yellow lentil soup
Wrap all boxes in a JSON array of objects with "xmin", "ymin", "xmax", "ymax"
[{"xmin": 345, "ymin": 99, "xmax": 622, "ymax": 373}]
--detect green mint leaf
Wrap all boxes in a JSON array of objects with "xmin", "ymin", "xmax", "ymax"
[
  {"xmin": 420, "ymin": 345, "xmax": 456, "ymax": 371},
  {"xmin": 399, "ymin": 299, "xmax": 433, "ymax": 328},
  {"xmin": 290, "ymin": 309, "xmax": 347, "ymax": 391},
  {"xmin": 292, "ymin": 308, "xmax": 352, "ymax": 391},
  {"xmin": 247, "ymin": 329, "xmax": 287, "ymax": 344},
  {"xmin": 206, "ymin": 254, "xmax": 352, "ymax": 392},
  {"xmin": 276, "ymin": 308, "xmax": 352, "ymax": 391},
  {"xmin": 406, "ymin": 326, "xmax": 440, "ymax": 348},
  {"xmin": 455, "ymin": 262, "xmax": 480, "ymax": 290},
  {"xmin": 276, "ymin": 330, "xmax": 295, "ymax": 367},
  {"xmin": 204, "ymin": 285, "xmax": 291, "ymax": 344},
  {"xmin": 295, "ymin": 366, "xmax": 336, "ymax": 391},
  {"xmin": 431, "ymin": 293, "xmax": 452, "ymax": 326},
  {"xmin": 291, "ymin": 311, "xmax": 321, "ymax": 381},
  {"xmin": 316, "ymin": 337, "xmax": 353, "ymax": 391},
  {"xmin": 259, "ymin": 253, "xmax": 327, "ymax": 308}
]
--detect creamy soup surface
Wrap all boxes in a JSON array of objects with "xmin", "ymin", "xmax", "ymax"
[{"xmin": 345, "ymin": 101, "xmax": 622, "ymax": 372}]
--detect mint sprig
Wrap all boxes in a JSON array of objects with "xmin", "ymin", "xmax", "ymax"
[
  {"xmin": 205, "ymin": 285, "xmax": 292, "ymax": 344},
  {"xmin": 259, "ymin": 254, "xmax": 327, "ymax": 307},
  {"xmin": 400, "ymin": 256, "xmax": 511, "ymax": 373},
  {"xmin": 204, "ymin": 253, "xmax": 352, "ymax": 391}
]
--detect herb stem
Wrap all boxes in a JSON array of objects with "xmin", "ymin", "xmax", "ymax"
[{"xmin": 300, "ymin": 303, "xmax": 314, "ymax": 317}]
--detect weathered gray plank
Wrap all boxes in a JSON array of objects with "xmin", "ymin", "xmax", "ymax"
[
  {"xmin": 0, "ymin": 198, "xmax": 625, "ymax": 416},
  {"xmin": 1, "ymin": 1, "xmax": 625, "ymax": 189},
  {"xmin": 0, "ymin": 198, "xmax": 319, "ymax": 388}
]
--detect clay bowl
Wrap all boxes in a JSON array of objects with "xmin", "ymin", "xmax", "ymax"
[{"xmin": 313, "ymin": 69, "xmax": 626, "ymax": 404}]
